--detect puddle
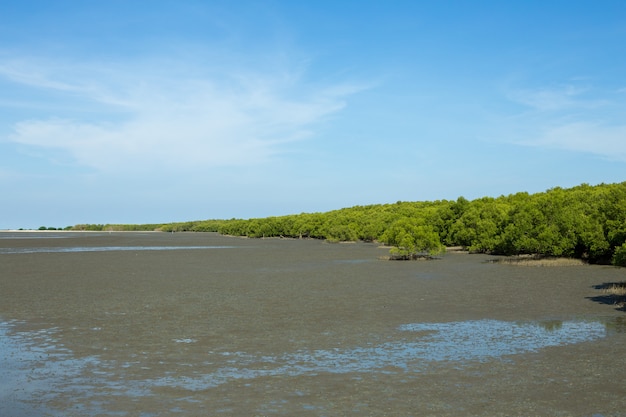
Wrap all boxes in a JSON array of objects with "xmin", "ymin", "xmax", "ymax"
[
  {"xmin": 395, "ymin": 319, "xmax": 609, "ymax": 361},
  {"xmin": 0, "ymin": 246, "xmax": 235, "ymax": 254},
  {"xmin": 0, "ymin": 235, "xmax": 69, "ymax": 239},
  {"xmin": 0, "ymin": 320, "xmax": 159, "ymax": 416},
  {"xmin": 0, "ymin": 321, "xmax": 101, "ymax": 417},
  {"xmin": 0, "ymin": 318, "xmax": 620, "ymax": 414},
  {"xmin": 153, "ymin": 318, "xmax": 611, "ymax": 390}
]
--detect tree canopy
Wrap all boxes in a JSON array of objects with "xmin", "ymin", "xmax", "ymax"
[{"xmin": 71, "ymin": 181, "xmax": 626, "ymax": 265}]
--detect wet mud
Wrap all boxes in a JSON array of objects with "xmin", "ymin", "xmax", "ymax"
[{"xmin": 1, "ymin": 231, "xmax": 625, "ymax": 416}]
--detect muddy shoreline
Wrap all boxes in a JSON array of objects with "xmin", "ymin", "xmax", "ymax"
[{"xmin": 1, "ymin": 231, "xmax": 625, "ymax": 416}]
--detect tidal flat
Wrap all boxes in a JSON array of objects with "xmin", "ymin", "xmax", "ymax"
[{"xmin": 1, "ymin": 231, "xmax": 625, "ymax": 416}]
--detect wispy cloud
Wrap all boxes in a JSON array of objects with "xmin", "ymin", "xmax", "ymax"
[
  {"xmin": 500, "ymin": 81, "xmax": 626, "ymax": 161},
  {"xmin": 505, "ymin": 84, "xmax": 606, "ymax": 111},
  {"xmin": 0, "ymin": 60, "xmax": 83, "ymax": 92},
  {"xmin": 3, "ymin": 57, "xmax": 363, "ymax": 172},
  {"xmin": 519, "ymin": 121, "xmax": 626, "ymax": 161}
]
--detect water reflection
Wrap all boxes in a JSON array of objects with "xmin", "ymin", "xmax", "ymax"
[
  {"xmin": 0, "ymin": 318, "xmax": 620, "ymax": 413},
  {"xmin": 396, "ymin": 319, "xmax": 605, "ymax": 361},
  {"xmin": 0, "ymin": 246, "xmax": 235, "ymax": 254},
  {"xmin": 153, "ymin": 319, "xmax": 609, "ymax": 390},
  {"xmin": 0, "ymin": 234, "xmax": 68, "ymax": 239},
  {"xmin": 0, "ymin": 321, "xmax": 96, "ymax": 417}
]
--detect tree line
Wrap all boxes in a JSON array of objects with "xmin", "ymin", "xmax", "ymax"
[{"xmin": 71, "ymin": 182, "xmax": 626, "ymax": 266}]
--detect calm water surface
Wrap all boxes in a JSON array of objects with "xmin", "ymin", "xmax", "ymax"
[{"xmin": 0, "ymin": 246, "xmax": 236, "ymax": 254}]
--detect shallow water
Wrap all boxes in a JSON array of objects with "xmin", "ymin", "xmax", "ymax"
[
  {"xmin": 149, "ymin": 318, "xmax": 614, "ymax": 390},
  {"xmin": 1, "ymin": 232, "xmax": 625, "ymax": 416},
  {"xmin": 0, "ymin": 245, "xmax": 236, "ymax": 254},
  {"xmin": 0, "ymin": 317, "xmax": 619, "ymax": 415}
]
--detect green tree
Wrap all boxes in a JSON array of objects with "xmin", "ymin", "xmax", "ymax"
[
  {"xmin": 612, "ymin": 243, "xmax": 626, "ymax": 266},
  {"xmin": 381, "ymin": 219, "xmax": 444, "ymax": 259},
  {"xmin": 448, "ymin": 197, "xmax": 509, "ymax": 252}
]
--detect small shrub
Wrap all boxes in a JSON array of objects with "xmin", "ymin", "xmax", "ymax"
[{"xmin": 612, "ymin": 243, "xmax": 626, "ymax": 267}]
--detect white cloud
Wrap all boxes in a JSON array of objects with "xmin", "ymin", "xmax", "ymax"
[
  {"xmin": 505, "ymin": 84, "xmax": 606, "ymax": 111},
  {"xmin": 4, "ymin": 58, "xmax": 361, "ymax": 172},
  {"xmin": 498, "ymin": 80, "xmax": 626, "ymax": 162},
  {"xmin": 0, "ymin": 61, "xmax": 82, "ymax": 92},
  {"xmin": 520, "ymin": 121, "xmax": 626, "ymax": 162}
]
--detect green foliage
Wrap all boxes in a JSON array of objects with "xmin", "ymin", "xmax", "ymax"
[
  {"xmin": 71, "ymin": 224, "xmax": 105, "ymax": 231},
  {"xmin": 381, "ymin": 219, "xmax": 444, "ymax": 258},
  {"xmin": 67, "ymin": 181, "xmax": 626, "ymax": 263},
  {"xmin": 612, "ymin": 243, "xmax": 626, "ymax": 267},
  {"xmin": 448, "ymin": 197, "xmax": 509, "ymax": 252}
]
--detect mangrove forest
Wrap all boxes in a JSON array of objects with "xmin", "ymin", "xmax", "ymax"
[{"xmin": 70, "ymin": 181, "xmax": 626, "ymax": 266}]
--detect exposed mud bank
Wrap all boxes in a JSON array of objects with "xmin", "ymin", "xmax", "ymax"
[{"xmin": 1, "ymin": 232, "xmax": 625, "ymax": 416}]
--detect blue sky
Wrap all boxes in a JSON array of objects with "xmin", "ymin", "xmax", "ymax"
[{"xmin": 1, "ymin": 1, "xmax": 625, "ymax": 229}]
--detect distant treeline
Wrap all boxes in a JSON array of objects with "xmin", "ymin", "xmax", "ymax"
[
  {"xmin": 70, "ymin": 223, "xmax": 166, "ymax": 232},
  {"xmin": 70, "ymin": 182, "xmax": 626, "ymax": 266}
]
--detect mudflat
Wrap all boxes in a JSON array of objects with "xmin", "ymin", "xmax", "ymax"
[{"xmin": 1, "ymin": 231, "xmax": 625, "ymax": 416}]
